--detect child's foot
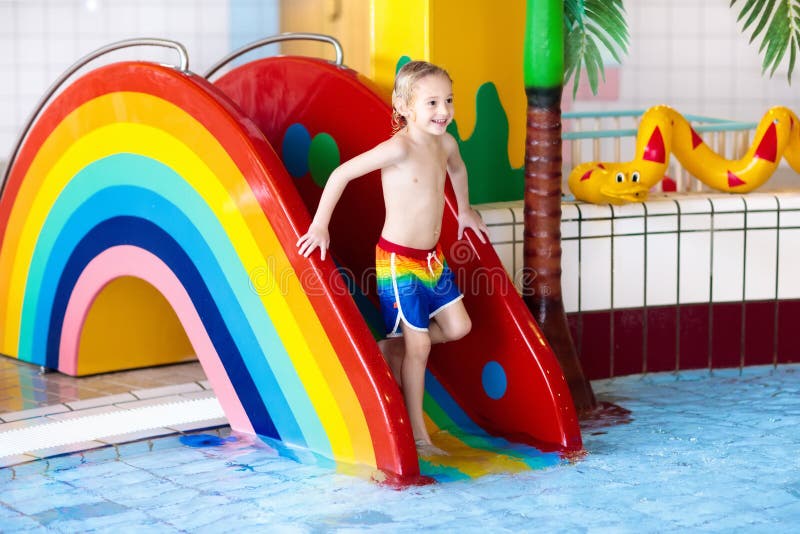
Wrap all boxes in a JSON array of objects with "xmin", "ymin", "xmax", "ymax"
[{"xmin": 415, "ymin": 439, "xmax": 448, "ymax": 457}]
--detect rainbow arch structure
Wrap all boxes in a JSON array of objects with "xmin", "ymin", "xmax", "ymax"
[{"xmin": 0, "ymin": 57, "xmax": 581, "ymax": 483}]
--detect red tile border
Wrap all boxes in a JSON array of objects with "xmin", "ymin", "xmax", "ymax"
[
  {"xmin": 678, "ymin": 303, "xmax": 711, "ymax": 370},
  {"xmin": 777, "ymin": 300, "xmax": 800, "ymax": 364},
  {"xmin": 744, "ymin": 301, "xmax": 776, "ymax": 367},
  {"xmin": 577, "ymin": 311, "xmax": 611, "ymax": 381},
  {"xmin": 645, "ymin": 306, "xmax": 678, "ymax": 374},
  {"xmin": 711, "ymin": 303, "xmax": 743, "ymax": 369},
  {"xmin": 613, "ymin": 309, "xmax": 645, "ymax": 376}
]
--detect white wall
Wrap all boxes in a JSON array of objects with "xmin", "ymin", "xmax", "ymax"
[
  {"xmin": 0, "ymin": 0, "xmax": 280, "ymax": 162},
  {"xmin": 2, "ymin": 1, "xmax": 799, "ymax": 162},
  {"xmin": 572, "ymin": 0, "xmax": 800, "ymax": 122}
]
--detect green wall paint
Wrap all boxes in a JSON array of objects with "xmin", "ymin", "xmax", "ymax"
[
  {"xmin": 449, "ymin": 82, "xmax": 524, "ymax": 204},
  {"xmin": 306, "ymin": 60, "xmax": 524, "ymax": 204}
]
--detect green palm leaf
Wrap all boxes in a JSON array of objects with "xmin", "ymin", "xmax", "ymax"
[
  {"xmin": 731, "ymin": 0, "xmax": 800, "ymax": 81},
  {"xmin": 564, "ymin": 0, "xmax": 629, "ymax": 96}
]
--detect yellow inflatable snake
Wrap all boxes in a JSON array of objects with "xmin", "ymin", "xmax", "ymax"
[{"xmin": 568, "ymin": 105, "xmax": 800, "ymax": 204}]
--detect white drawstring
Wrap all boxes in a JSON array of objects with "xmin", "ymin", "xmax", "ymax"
[{"xmin": 426, "ymin": 251, "xmax": 442, "ymax": 276}]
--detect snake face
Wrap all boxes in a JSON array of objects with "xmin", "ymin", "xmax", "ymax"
[
  {"xmin": 601, "ymin": 169, "xmax": 649, "ymax": 203},
  {"xmin": 568, "ymin": 163, "xmax": 651, "ymax": 205},
  {"xmin": 568, "ymin": 105, "xmax": 800, "ymax": 204}
]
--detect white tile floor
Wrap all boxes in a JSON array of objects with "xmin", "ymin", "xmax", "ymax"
[{"xmin": 0, "ymin": 358, "xmax": 226, "ymax": 467}]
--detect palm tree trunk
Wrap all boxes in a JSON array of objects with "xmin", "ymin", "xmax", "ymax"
[
  {"xmin": 524, "ymin": 0, "xmax": 595, "ymax": 414},
  {"xmin": 524, "ymin": 90, "xmax": 595, "ymax": 413}
]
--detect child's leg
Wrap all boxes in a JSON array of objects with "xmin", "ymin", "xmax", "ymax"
[
  {"xmin": 377, "ymin": 337, "xmax": 404, "ymax": 386},
  {"xmin": 427, "ymin": 299, "xmax": 472, "ymax": 345},
  {"xmin": 399, "ymin": 324, "xmax": 433, "ymax": 444},
  {"xmin": 376, "ymin": 302, "xmax": 468, "ymax": 390}
]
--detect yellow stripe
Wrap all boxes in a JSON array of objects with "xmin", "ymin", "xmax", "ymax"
[
  {"xmin": 0, "ymin": 92, "xmax": 375, "ymax": 467},
  {"xmin": 423, "ymin": 414, "xmax": 530, "ymax": 477}
]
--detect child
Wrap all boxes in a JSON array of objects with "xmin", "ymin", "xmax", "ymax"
[{"xmin": 296, "ymin": 61, "xmax": 488, "ymax": 455}]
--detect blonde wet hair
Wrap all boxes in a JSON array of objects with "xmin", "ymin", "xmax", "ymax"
[{"xmin": 391, "ymin": 60, "xmax": 453, "ymax": 133}]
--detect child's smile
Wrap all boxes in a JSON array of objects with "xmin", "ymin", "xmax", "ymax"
[{"xmin": 406, "ymin": 74, "xmax": 454, "ymax": 135}]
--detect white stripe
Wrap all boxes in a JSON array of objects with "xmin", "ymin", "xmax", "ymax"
[
  {"xmin": 390, "ymin": 252, "xmax": 428, "ymax": 334},
  {"xmin": 400, "ymin": 321, "xmax": 429, "ymax": 333},
  {"xmin": 389, "ymin": 252, "xmax": 404, "ymax": 336},
  {"xmin": 429, "ymin": 293, "xmax": 464, "ymax": 318},
  {"xmin": 0, "ymin": 397, "xmax": 224, "ymax": 458}
]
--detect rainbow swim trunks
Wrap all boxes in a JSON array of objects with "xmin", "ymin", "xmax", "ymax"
[{"xmin": 375, "ymin": 237, "xmax": 463, "ymax": 337}]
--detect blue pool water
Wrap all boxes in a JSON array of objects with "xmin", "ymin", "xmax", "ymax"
[{"xmin": 2, "ymin": 364, "xmax": 799, "ymax": 531}]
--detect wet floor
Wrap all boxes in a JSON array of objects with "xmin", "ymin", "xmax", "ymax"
[
  {"xmin": 0, "ymin": 358, "xmax": 223, "ymax": 466},
  {"xmin": 0, "ymin": 358, "xmax": 207, "ymax": 414},
  {"xmin": 2, "ymin": 363, "xmax": 798, "ymax": 531}
]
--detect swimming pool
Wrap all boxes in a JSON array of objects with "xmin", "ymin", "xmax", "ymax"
[{"xmin": 2, "ymin": 364, "xmax": 799, "ymax": 531}]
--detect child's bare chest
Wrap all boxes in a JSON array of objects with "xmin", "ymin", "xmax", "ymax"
[{"xmin": 401, "ymin": 150, "xmax": 447, "ymax": 188}]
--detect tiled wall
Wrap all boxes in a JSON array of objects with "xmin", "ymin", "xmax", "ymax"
[
  {"xmin": 560, "ymin": 194, "xmax": 800, "ymax": 313},
  {"xmin": 2, "ymin": 1, "xmax": 799, "ymax": 377},
  {"xmin": 476, "ymin": 191, "xmax": 800, "ymax": 378},
  {"xmin": 0, "ymin": 0, "xmax": 279, "ymax": 159},
  {"xmin": 570, "ymin": 0, "xmax": 800, "ymax": 123},
  {"xmin": 4, "ymin": 2, "xmax": 800, "ymax": 160}
]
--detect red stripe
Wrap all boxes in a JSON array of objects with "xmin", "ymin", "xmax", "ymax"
[{"xmin": 377, "ymin": 237, "xmax": 436, "ymax": 261}]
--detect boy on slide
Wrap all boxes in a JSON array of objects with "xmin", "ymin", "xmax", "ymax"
[{"xmin": 297, "ymin": 61, "xmax": 488, "ymax": 456}]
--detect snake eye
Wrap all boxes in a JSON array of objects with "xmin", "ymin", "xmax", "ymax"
[
  {"xmin": 615, "ymin": 172, "xmax": 625, "ymax": 183},
  {"xmin": 631, "ymin": 171, "xmax": 641, "ymax": 183}
]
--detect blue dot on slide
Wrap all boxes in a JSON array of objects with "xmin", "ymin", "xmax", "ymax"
[
  {"xmin": 282, "ymin": 123, "xmax": 311, "ymax": 178},
  {"xmin": 482, "ymin": 361, "xmax": 507, "ymax": 400}
]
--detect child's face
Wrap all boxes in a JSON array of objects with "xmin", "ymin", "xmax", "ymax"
[{"xmin": 402, "ymin": 74, "xmax": 454, "ymax": 136}]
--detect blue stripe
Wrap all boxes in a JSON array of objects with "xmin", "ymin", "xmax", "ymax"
[
  {"xmin": 50, "ymin": 216, "xmax": 279, "ymax": 440},
  {"xmin": 425, "ymin": 371, "xmax": 561, "ymax": 469},
  {"xmin": 424, "ymin": 371, "xmax": 486, "ymax": 436},
  {"xmin": 36, "ymin": 186, "xmax": 305, "ymax": 447},
  {"xmin": 418, "ymin": 458, "xmax": 469, "ymax": 482},
  {"xmin": 24, "ymin": 154, "xmax": 327, "ymax": 451}
]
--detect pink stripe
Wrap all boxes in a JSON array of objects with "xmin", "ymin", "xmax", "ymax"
[{"xmin": 59, "ymin": 245, "xmax": 253, "ymax": 434}]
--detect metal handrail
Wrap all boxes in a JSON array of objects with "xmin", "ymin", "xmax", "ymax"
[
  {"xmin": 204, "ymin": 32, "xmax": 344, "ymax": 80},
  {"xmin": 563, "ymin": 110, "xmax": 645, "ymax": 119},
  {"xmin": 1, "ymin": 38, "xmax": 189, "ymax": 198},
  {"xmin": 563, "ymin": 120, "xmax": 757, "ymax": 141},
  {"xmin": 564, "ymin": 109, "xmax": 748, "ymax": 125}
]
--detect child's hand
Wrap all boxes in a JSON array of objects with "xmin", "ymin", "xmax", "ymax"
[
  {"xmin": 296, "ymin": 225, "xmax": 331, "ymax": 260},
  {"xmin": 457, "ymin": 208, "xmax": 489, "ymax": 243}
]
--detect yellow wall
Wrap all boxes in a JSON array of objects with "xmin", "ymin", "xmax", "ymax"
[
  {"xmin": 371, "ymin": 0, "xmax": 527, "ymax": 168},
  {"xmin": 280, "ymin": 0, "xmax": 372, "ymax": 76},
  {"xmin": 77, "ymin": 277, "xmax": 195, "ymax": 375},
  {"xmin": 371, "ymin": 0, "xmax": 429, "ymax": 88}
]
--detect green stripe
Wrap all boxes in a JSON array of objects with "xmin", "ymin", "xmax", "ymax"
[
  {"xmin": 423, "ymin": 392, "xmax": 513, "ymax": 457},
  {"xmin": 423, "ymin": 391, "xmax": 560, "ymax": 470}
]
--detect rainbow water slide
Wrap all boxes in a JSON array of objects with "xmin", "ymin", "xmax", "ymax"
[{"xmin": 0, "ymin": 38, "xmax": 580, "ymax": 483}]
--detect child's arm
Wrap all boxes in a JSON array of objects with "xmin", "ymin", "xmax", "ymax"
[
  {"xmin": 444, "ymin": 134, "xmax": 489, "ymax": 242},
  {"xmin": 297, "ymin": 138, "xmax": 406, "ymax": 260}
]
